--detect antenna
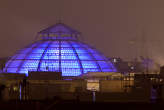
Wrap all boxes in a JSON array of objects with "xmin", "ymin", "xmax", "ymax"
[
  {"xmin": 128, "ymin": 30, "xmax": 141, "ymax": 61},
  {"xmin": 140, "ymin": 28, "xmax": 150, "ymax": 74},
  {"xmin": 129, "ymin": 36, "xmax": 135, "ymax": 60},
  {"xmin": 57, "ymin": 0, "xmax": 63, "ymax": 23},
  {"xmin": 141, "ymin": 29, "xmax": 146, "ymax": 57},
  {"xmin": 56, "ymin": 18, "xmax": 60, "ymax": 24}
]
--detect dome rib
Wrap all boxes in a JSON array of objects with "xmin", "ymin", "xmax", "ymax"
[
  {"xmin": 79, "ymin": 42, "xmax": 102, "ymax": 72},
  {"xmin": 67, "ymin": 41, "xmax": 84, "ymax": 74},
  {"xmin": 59, "ymin": 40, "xmax": 62, "ymax": 72},
  {"xmin": 16, "ymin": 41, "xmax": 42, "ymax": 73},
  {"xmin": 5, "ymin": 54, "xmax": 18, "ymax": 70},
  {"xmin": 37, "ymin": 41, "xmax": 53, "ymax": 71}
]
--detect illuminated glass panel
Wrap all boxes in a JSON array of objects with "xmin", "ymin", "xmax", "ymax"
[
  {"xmin": 18, "ymin": 68, "xmax": 30, "ymax": 74},
  {"xmin": 10, "ymin": 55, "xmax": 18, "ymax": 60},
  {"xmin": 39, "ymin": 60, "xmax": 59, "ymax": 71},
  {"xmin": 43, "ymin": 48, "xmax": 59, "ymax": 59},
  {"xmin": 8, "ymin": 60, "xmax": 22, "ymax": 67},
  {"xmin": 49, "ymin": 41, "xmax": 59, "ymax": 47},
  {"xmin": 21, "ymin": 60, "xmax": 39, "ymax": 68},
  {"xmin": 61, "ymin": 48, "xmax": 74, "ymax": 53},
  {"xmin": 78, "ymin": 53, "xmax": 93, "ymax": 60},
  {"xmin": 81, "ymin": 61, "xmax": 97, "ymax": 68},
  {"xmin": 61, "ymin": 53, "xmax": 77, "ymax": 60},
  {"xmin": 83, "ymin": 68, "xmax": 99, "ymax": 73},
  {"xmin": 101, "ymin": 68, "xmax": 113, "ymax": 72},
  {"xmin": 98, "ymin": 61, "xmax": 110, "ymax": 69},
  {"xmin": 92, "ymin": 54, "xmax": 104, "ymax": 60},
  {"xmin": 87, "ymin": 48, "xmax": 98, "ymax": 53},
  {"xmin": 43, "ymin": 53, "xmax": 59, "ymax": 59},
  {"xmin": 18, "ymin": 48, "xmax": 32, "ymax": 54},
  {"xmin": 26, "ymin": 53, "xmax": 42, "ymax": 59},
  {"xmin": 37, "ymin": 41, "xmax": 50, "ymax": 47},
  {"xmin": 62, "ymin": 68, "xmax": 81, "ymax": 76},
  {"xmin": 5, "ymin": 55, "xmax": 18, "ymax": 67},
  {"xmin": 61, "ymin": 61, "xmax": 80, "ymax": 68},
  {"xmin": 6, "ymin": 68, "xmax": 18, "ymax": 73},
  {"xmin": 31, "ymin": 48, "xmax": 45, "ymax": 53},
  {"xmin": 75, "ymin": 48, "xmax": 87, "ymax": 53},
  {"xmin": 45, "ymin": 48, "xmax": 59, "ymax": 54},
  {"xmin": 71, "ymin": 43, "xmax": 81, "ymax": 47},
  {"xmin": 5, "ymin": 61, "xmax": 11, "ymax": 67},
  {"xmin": 61, "ymin": 41, "xmax": 71, "ymax": 47},
  {"xmin": 15, "ymin": 54, "xmax": 27, "ymax": 59}
]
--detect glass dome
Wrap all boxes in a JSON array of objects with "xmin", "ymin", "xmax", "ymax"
[{"xmin": 3, "ymin": 23, "xmax": 117, "ymax": 76}]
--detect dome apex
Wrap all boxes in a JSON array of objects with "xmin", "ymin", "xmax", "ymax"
[
  {"xmin": 38, "ymin": 23, "xmax": 80, "ymax": 40},
  {"xmin": 39, "ymin": 23, "xmax": 80, "ymax": 34}
]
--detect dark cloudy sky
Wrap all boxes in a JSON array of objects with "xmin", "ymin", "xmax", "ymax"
[{"xmin": 0, "ymin": 0, "xmax": 164, "ymax": 64}]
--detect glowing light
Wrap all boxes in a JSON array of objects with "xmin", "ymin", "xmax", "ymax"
[{"xmin": 3, "ymin": 23, "xmax": 117, "ymax": 76}]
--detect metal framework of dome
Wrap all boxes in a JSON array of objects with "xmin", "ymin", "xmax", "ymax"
[{"xmin": 3, "ymin": 23, "xmax": 117, "ymax": 76}]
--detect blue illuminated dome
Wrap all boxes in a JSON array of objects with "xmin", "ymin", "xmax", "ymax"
[{"xmin": 3, "ymin": 23, "xmax": 116, "ymax": 76}]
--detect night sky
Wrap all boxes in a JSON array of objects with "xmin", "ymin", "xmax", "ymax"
[{"xmin": 0, "ymin": 0, "xmax": 164, "ymax": 65}]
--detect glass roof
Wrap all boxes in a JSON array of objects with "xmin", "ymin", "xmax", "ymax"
[{"xmin": 3, "ymin": 23, "xmax": 117, "ymax": 76}]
